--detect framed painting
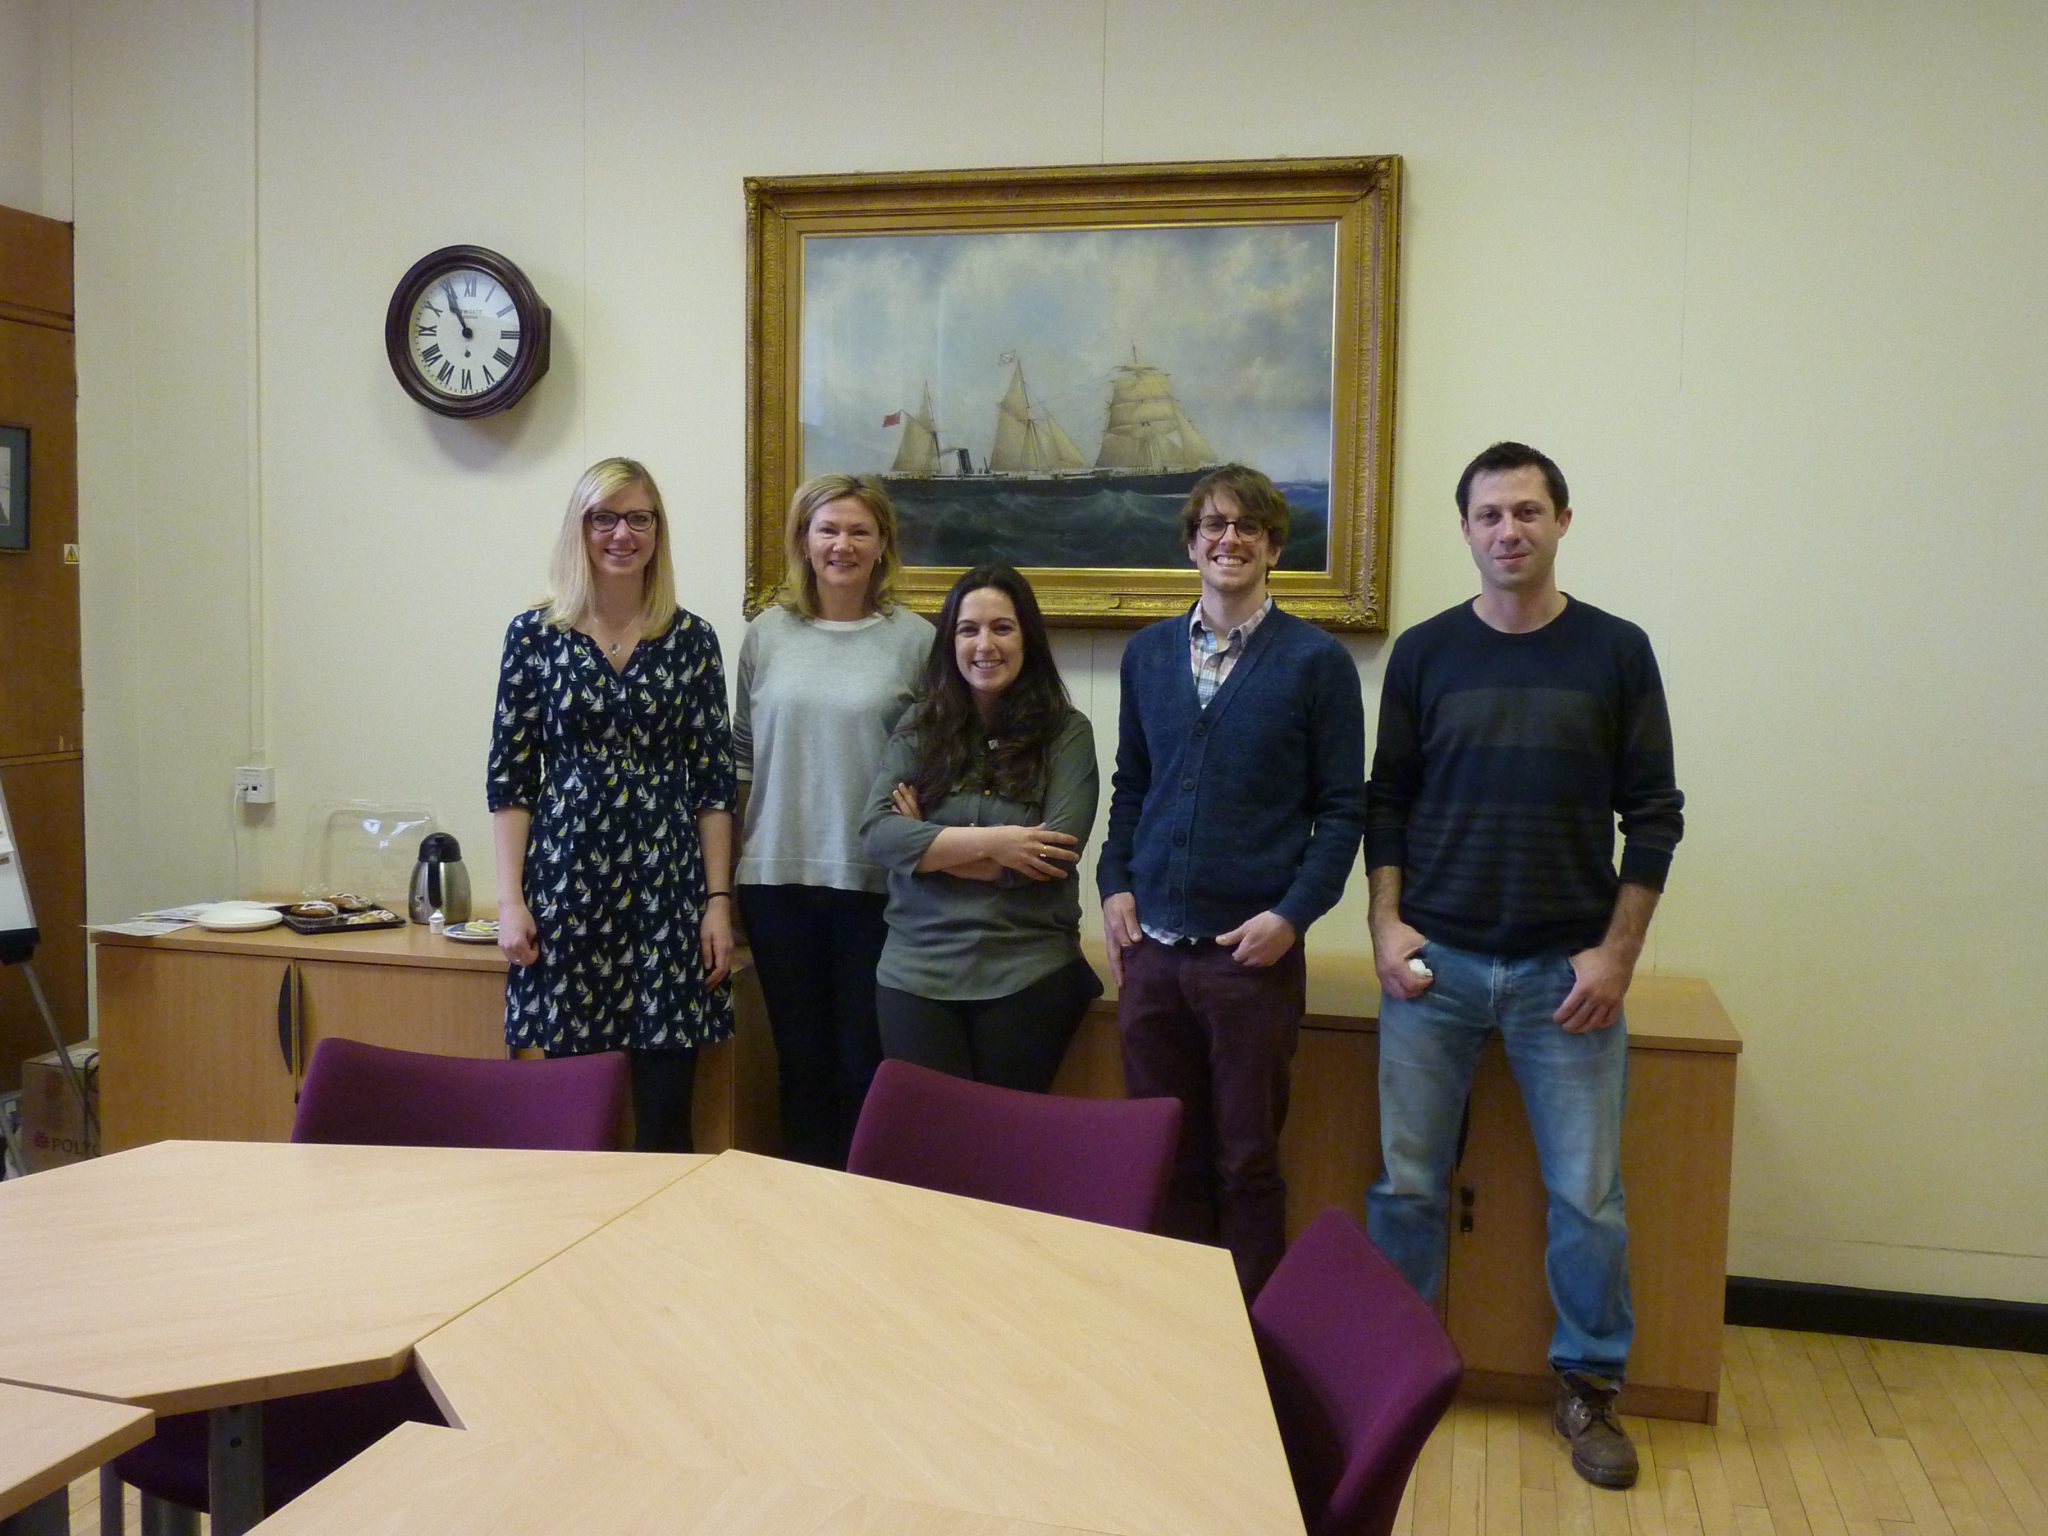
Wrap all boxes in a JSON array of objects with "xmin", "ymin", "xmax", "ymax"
[
  {"xmin": 0, "ymin": 424, "xmax": 27, "ymax": 554},
  {"xmin": 744, "ymin": 156, "xmax": 1401, "ymax": 629}
]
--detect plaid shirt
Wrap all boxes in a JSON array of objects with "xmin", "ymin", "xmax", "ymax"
[{"xmin": 1189, "ymin": 597, "xmax": 1274, "ymax": 707}]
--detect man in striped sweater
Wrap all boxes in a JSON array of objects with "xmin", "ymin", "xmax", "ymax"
[{"xmin": 1364, "ymin": 442, "xmax": 1684, "ymax": 1492}]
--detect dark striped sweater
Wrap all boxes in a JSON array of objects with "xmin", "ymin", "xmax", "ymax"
[{"xmin": 1364, "ymin": 597, "xmax": 1684, "ymax": 955}]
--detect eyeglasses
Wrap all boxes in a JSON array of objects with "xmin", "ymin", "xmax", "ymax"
[
  {"xmin": 587, "ymin": 510, "xmax": 657, "ymax": 534},
  {"xmin": 1195, "ymin": 514, "xmax": 1267, "ymax": 540}
]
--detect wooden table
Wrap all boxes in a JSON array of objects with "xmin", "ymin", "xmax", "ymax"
[
  {"xmin": 247, "ymin": 1422, "xmax": 1103, "ymax": 1534},
  {"xmin": 415, "ymin": 1150, "xmax": 1305, "ymax": 1536},
  {"xmin": 0, "ymin": 1141, "xmax": 704, "ymax": 1533},
  {"xmin": 0, "ymin": 1382, "xmax": 153, "ymax": 1535}
]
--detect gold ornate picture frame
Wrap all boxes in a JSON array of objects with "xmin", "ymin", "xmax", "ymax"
[{"xmin": 745, "ymin": 156, "xmax": 1400, "ymax": 629}]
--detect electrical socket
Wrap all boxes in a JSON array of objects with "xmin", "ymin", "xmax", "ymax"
[{"xmin": 234, "ymin": 766, "xmax": 275, "ymax": 805}]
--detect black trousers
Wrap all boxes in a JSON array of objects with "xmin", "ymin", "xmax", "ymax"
[
  {"xmin": 737, "ymin": 882, "xmax": 888, "ymax": 1169},
  {"xmin": 875, "ymin": 956, "xmax": 1102, "ymax": 1095},
  {"xmin": 543, "ymin": 1045, "xmax": 697, "ymax": 1153}
]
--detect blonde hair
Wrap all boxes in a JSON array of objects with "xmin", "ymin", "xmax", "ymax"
[
  {"xmin": 775, "ymin": 472, "xmax": 903, "ymax": 620},
  {"xmin": 542, "ymin": 457, "xmax": 679, "ymax": 635}
]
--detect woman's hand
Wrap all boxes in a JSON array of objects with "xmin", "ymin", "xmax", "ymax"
[
  {"xmin": 700, "ymin": 897, "xmax": 734, "ymax": 987},
  {"xmin": 497, "ymin": 898, "xmax": 540, "ymax": 966},
  {"xmin": 985, "ymin": 824, "xmax": 1080, "ymax": 882},
  {"xmin": 890, "ymin": 782, "xmax": 923, "ymax": 819}
]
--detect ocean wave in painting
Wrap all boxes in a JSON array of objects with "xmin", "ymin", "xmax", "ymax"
[{"xmin": 892, "ymin": 482, "xmax": 1330, "ymax": 572}]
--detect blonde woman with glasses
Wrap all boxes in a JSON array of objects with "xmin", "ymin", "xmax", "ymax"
[
  {"xmin": 487, "ymin": 457, "xmax": 736, "ymax": 1152},
  {"xmin": 733, "ymin": 473, "xmax": 932, "ymax": 1168}
]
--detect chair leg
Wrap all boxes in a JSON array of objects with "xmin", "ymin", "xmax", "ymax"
[
  {"xmin": 136, "ymin": 1492, "xmax": 198, "ymax": 1536},
  {"xmin": 98, "ymin": 1466, "xmax": 125, "ymax": 1536}
]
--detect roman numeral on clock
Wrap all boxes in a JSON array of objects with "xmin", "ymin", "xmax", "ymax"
[
  {"xmin": 420, "ymin": 343, "xmax": 443, "ymax": 365},
  {"xmin": 493, "ymin": 348, "xmax": 515, "ymax": 368}
]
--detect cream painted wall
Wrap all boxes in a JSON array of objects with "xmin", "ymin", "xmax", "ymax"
[
  {"xmin": 0, "ymin": 3, "xmax": 40, "ymax": 211},
  {"xmin": 0, "ymin": 0, "xmax": 72, "ymax": 220},
  {"xmin": 46, "ymin": 0, "xmax": 2048, "ymax": 1302}
]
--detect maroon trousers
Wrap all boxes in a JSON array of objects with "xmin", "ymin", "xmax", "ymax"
[{"xmin": 1116, "ymin": 936, "xmax": 1306, "ymax": 1297}]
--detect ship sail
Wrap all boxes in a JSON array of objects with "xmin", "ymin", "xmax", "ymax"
[
  {"xmin": 989, "ymin": 360, "xmax": 1087, "ymax": 474},
  {"xmin": 890, "ymin": 382, "xmax": 941, "ymax": 477},
  {"xmin": 1095, "ymin": 356, "xmax": 1216, "ymax": 472}
]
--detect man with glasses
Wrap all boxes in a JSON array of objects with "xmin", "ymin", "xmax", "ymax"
[
  {"xmin": 1364, "ymin": 441, "xmax": 1684, "ymax": 1491},
  {"xmin": 1098, "ymin": 463, "xmax": 1365, "ymax": 1297}
]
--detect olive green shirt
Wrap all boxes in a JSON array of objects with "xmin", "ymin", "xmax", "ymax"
[{"xmin": 860, "ymin": 708, "xmax": 1098, "ymax": 1001}]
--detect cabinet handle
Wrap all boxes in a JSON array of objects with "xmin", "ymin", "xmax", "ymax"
[
  {"xmin": 1458, "ymin": 1184, "xmax": 1476, "ymax": 1235},
  {"xmin": 275, "ymin": 966, "xmax": 297, "ymax": 1071}
]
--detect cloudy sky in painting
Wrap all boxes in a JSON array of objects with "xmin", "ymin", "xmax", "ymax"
[{"xmin": 799, "ymin": 223, "xmax": 1337, "ymax": 482}]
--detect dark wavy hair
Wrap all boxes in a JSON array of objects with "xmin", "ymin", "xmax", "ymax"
[{"xmin": 905, "ymin": 565, "xmax": 1072, "ymax": 808}]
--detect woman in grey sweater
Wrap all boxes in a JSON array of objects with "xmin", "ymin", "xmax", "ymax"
[
  {"xmin": 860, "ymin": 565, "xmax": 1101, "ymax": 1092},
  {"xmin": 734, "ymin": 474, "xmax": 931, "ymax": 1167}
]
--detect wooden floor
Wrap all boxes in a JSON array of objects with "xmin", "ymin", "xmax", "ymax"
[
  {"xmin": 62, "ymin": 1326, "xmax": 2048, "ymax": 1536},
  {"xmin": 1394, "ymin": 1328, "xmax": 2048, "ymax": 1536}
]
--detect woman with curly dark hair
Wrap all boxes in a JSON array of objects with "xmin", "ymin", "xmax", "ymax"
[{"xmin": 859, "ymin": 565, "xmax": 1102, "ymax": 1091}]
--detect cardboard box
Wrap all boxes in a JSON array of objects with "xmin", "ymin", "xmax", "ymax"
[{"xmin": 21, "ymin": 1041, "xmax": 97, "ymax": 1173}]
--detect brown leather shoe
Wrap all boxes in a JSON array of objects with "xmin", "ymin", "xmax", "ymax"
[{"xmin": 1553, "ymin": 1370, "xmax": 1639, "ymax": 1489}]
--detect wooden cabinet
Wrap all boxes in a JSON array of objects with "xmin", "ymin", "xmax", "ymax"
[
  {"xmin": 1443, "ymin": 980, "xmax": 1738, "ymax": 1423},
  {"xmin": 93, "ymin": 925, "xmax": 776, "ymax": 1154},
  {"xmin": 1065, "ymin": 946, "xmax": 1741, "ymax": 1423},
  {"xmin": 97, "ymin": 945, "xmax": 298, "ymax": 1146}
]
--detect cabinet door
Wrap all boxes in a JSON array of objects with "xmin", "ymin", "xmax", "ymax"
[
  {"xmin": 1280, "ymin": 1025, "xmax": 1379, "ymax": 1239},
  {"xmin": 1442, "ymin": 1045, "xmax": 1554, "ymax": 1377},
  {"xmin": 1614, "ymin": 1048, "xmax": 1735, "ymax": 1405},
  {"xmin": 1444, "ymin": 1041, "xmax": 1736, "ymax": 1412},
  {"xmin": 297, "ymin": 960, "xmax": 508, "ymax": 1062},
  {"xmin": 97, "ymin": 946, "xmax": 299, "ymax": 1149}
]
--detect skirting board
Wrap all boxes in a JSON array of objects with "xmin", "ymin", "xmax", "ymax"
[{"xmin": 1726, "ymin": 1276, "xmax": 2048, "ymax": 1354}]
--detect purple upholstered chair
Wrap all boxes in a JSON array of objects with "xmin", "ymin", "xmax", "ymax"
[
  {"xmin": 848, "ymin": 1058, "xmax": 1182, "ymax": 1231},
  {"xmin": 1251, "ymin": 1207, "xmax": 1464, "ymax": 1536},
  {"xmin": 287, "ymin": 1036, "xmax": 630, "ymax": 1150},
  {"xmin": 110, "ymin": 1039, "xmax": 631, "ymax": 1529}
]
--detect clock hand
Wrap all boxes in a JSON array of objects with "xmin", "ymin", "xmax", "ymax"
[{"xmin": 442, "ymin": 281, "xmax": 475, "ymax": 340}]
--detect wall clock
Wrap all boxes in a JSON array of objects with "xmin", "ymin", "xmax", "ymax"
[{"xmin": 384, "ymin": 245, "xmax": 551, "ymax": 418}]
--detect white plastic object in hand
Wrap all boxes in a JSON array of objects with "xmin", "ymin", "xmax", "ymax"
[{"xmin": 1407, "ymin": 956, "xmax": 1433, "ymax": 981}]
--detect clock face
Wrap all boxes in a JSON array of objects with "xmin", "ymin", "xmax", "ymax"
[
  {"xmin": 384, "ymin": 246, "xmax": 551, "ymax": 418},
  {"xmin": 405, "ymin": 265, "xmax": 525, "ymax": 401}
]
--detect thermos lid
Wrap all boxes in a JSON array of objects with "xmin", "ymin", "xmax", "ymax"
[{"xmin": 418, "ymin": 832, "xmax": 463, "ymax": 862}]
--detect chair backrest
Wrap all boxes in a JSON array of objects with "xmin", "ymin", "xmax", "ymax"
[
  {"xmin": 847, "ymin": 1058, "xmax": 1182, "ymax": 1231},
  {"xmin": 291, "ymin": 1037, "xmax": 630, "ymax": 1151},
  {"xmin": 1251, "ymin": 1207, "xmax": 1464, "ymax": 1536}
]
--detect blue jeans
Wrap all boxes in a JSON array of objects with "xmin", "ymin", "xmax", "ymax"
[{"xmin": 1367, "ymin": 940, "xmax": 1633, "ymax": 1379}]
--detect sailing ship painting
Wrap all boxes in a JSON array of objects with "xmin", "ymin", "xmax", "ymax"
[
  {"xmin": 800, "ymin": 223, "xmax": 1336, "ymax": 572},
  {"xmin": 890, "ymin": 351, "xmax": 1212, "ymax": 494}
]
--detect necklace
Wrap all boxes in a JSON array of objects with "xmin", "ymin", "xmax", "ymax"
[{"xmin": 589, "ymin": 621, "xmax": 634, "ymax": 658}]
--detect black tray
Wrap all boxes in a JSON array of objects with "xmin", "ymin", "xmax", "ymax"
[{"xmin": 280, "ymin": 906, "xmax": 406, "ymax": 935}]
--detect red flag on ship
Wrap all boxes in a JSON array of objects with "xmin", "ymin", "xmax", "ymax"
[{"xmin": 882, "ymin": 411, "xmax": 903, "ymax": 427}]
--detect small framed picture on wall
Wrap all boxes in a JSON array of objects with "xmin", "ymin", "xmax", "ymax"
[{"xmin": 0, "ymin": 424, "xmax": 26, "ymax": 553}]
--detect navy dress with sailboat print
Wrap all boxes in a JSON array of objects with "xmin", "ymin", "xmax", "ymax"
[{"xmin": 486, "ymin": 606, "xmax": 735, "ymax": 1055}]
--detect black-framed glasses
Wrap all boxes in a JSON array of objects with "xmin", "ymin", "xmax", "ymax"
[
  {"xmin": 587, "ymin": 510, "xmax": 657, "ymax": 534},
  {"xmin": 1195, "ymin": 514, "xmax": 1267, "ymax": 540}
]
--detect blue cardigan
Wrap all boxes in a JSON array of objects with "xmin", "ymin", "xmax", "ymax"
[{"xmin": 1098, "ymin": 604, "xmax": 1366, "ymax": 937}]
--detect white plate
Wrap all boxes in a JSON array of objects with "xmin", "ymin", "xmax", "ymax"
[
  {"xmin": 443, "ymin": 922, "xmax": 499, "ymax": 945},
  {"xmin": 193, "ymin": 903, "xmax": 285, "ymax": 932}
]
